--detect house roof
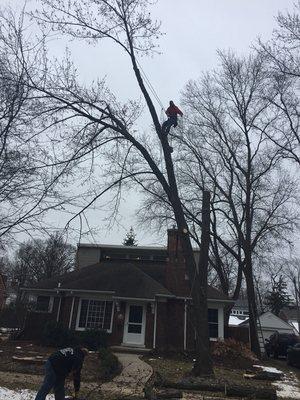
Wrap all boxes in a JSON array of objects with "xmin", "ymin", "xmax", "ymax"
[
  {"xmin": 26, "ymin": 262, "xmax": 172, "ymax": 300},
  {"xmin": 240, "ymin": 311, "xmax": 296, "ymax": 332},
  {"xmin": 79, "ymin": 243, "xmax": 168, "ymax": 251},
  {"xmin": 25, "ymin": 260, "xmax": 230, "ymax": 302}
]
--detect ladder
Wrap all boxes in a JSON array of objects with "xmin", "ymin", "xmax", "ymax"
[{"xmin": 257, "ymin": 314, "xmax": 266, "ymax": 356}]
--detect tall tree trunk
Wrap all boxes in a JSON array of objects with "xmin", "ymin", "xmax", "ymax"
[
  {"xmin": 244, "ymin": 249, "xmax": 261, "ymax": 358},
  {"xmin": 192, "ymin": 191, "xmax": 214, "ymax": 376},
  {"xmin": 293, "ymin": 278, "xmax": 300, "ymax": 333}
]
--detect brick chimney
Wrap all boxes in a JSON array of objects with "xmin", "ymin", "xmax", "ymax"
[{"xmin": 165, "ymin": 228, "xmax": 190, "ymax": 297}]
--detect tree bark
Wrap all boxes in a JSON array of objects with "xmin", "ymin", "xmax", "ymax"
[
  {"xmin": 192, "ymin": 191, "xmax": 214, "ymax": 376},
  {"xmin": 244, "ymin": 250, "xmax": 261, "ymax": 358}
]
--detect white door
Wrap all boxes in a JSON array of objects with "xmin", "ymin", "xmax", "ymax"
[{"xmin": 123, "ymin": 304, "xmax": 146, "ymax": 346}]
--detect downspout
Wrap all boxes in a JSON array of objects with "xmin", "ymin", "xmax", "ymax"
[
  {"xmin": 69, "ymin": 297, "xmax": 75, "ymax": 329},
  {"xmin": 184, "ymin": 299, "xmax": 187, "ymax": 351},
  {"xmin": 153, "ymin": 302, "xmax": 157, "ymax": 349}
]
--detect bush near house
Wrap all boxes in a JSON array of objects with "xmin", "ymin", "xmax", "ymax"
[
  {"xmin": 40, "ymin": 321, "xmax": 108, "ymax": 350},
  {"xmin": 0, "ymin": 303, "xmax": 27, "ymax": 329},
  {"xmin": 98, "ymin": 348, "xmax": 121, "ymax": 380},
  {"xmin": 212, "ymin": 338, "xmax": 257, "ymax": 369},
  {"xmin": 78, "ymin": 328, "xmax": 108, "ymax": 350}
]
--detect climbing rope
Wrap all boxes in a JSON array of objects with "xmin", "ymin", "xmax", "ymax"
[{"xmin": 136, "ymin": 60, "xmax": 165, "ymax": 111}]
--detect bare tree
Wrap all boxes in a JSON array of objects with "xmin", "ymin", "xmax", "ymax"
[
  {"xmin": 0, "ymin": 8, "xmax": 76, "ymax": 244},
  {"xmin": 282, "ymin": 256, "xmax": 300, "ymax": 330},
  {"xmin": 3, "ymin": 0, "xmax": 217, "ymax": 376},
  {"xmin": 258, "ymin": 2, "xmax": 300, "ymax": 165},
  {"xmin": 259, "ymin": 1, "xmax": 300, "ymax": 79},
  {"xmin": 177, "ymin": 52, "xmax": 298, "ymax": 356}
]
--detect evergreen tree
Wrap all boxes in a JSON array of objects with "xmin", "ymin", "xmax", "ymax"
[
  {"xmin": 123, "ymin": 227, "xmax": 138, "ymax": 246},
  {"xmin": 265, "ymin": 275, "xmax": 291, "ymax": 316}
]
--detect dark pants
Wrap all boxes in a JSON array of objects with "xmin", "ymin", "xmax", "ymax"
[
  {"xmin": 35, "ymin": 360, "xmax": 65, "ymax": 400},
  {"xmin": 162, "ymin": 116, "xmax": 178, "ymax": 133}
]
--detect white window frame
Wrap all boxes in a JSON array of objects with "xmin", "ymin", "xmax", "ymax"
[
  {"xmin": 75, "ymin": 298, "xmax": 114, "ymax": 333},
  {"xmin": 34, "ymin": 295, "xmax": 54, "ymax": 313},
  {"xmin": 208, "ymin": 308, "xmax": 219, "ymax": 340}
]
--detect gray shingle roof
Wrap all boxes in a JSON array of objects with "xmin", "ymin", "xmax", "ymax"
[
  {"xmin": 26, "ymin": 261, "xmax": 172, "ymax": 300},
  {"xmin": 25, "ymin": 260, "xmax": 230, "ymax": 301}
]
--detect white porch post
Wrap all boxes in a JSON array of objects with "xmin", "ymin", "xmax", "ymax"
[
  {"xmin": 68, "ymin": 297, "xmax": 75, "ymax": 329},
  {"xmin": 56, "ymin": 297, "xmax": 62, "ymax": 323},
  {"xmin": 184, "ymin": 299, "xmax": 187, "ymax": 350},
  {"xmin": 153, "ymin": 302, "xmax": 157, "ymax": 349},
  {"xmin": 218, "ymin": 307, "xmax": 224, "ymax": 339}
]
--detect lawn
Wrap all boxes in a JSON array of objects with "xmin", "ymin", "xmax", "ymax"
[
  {"xmin": 0, "ymin": 339, "xmax": 119, "ymax": 399},
  {"xmin": 144, "ymin": 353, "xmax": 300, "ymax": 400}
]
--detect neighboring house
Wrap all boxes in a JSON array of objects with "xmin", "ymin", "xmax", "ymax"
[
  {"xmin": 240, "ymin": 311, "xmax": 297, "ymax": 352},
  {"xmin": 279, "ymin": 306, "xmax": 300, "ymax": 333},
  {"xmin": 230, "ymin": 298, "xmax": 249, "ymax": 320},
  {"xmin": 0, "ymin": 273, "xmax": 6, "ymax": 310},
  {"xmin": 23, "ymin": 229, "xmax": 232, "ymax": 350}
]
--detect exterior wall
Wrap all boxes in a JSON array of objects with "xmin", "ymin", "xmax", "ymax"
[
  {"xmin": 145, "ymin": 303, "xmax": 155, "ymax": 348},
  {"xmin": 108, "ymin": 301, "xmax": 126, "ymax": 346},
  {"xmin": 156, "ymin": 301, "xmax": 169, "ymax": 350},
  {"xmin": 76, "ymin": 246, "xmax": 101, "ymax": 269},
  {"xmin": 58, "ymin": 296, "xmax": 74, "ymax": 328},
  {"xmin": 155, "ymin": 299, "xmax": 226, "ymax": 351},
  {"xmin": 208, "ymin": 301, "xmax": 224, "ymax": 340},
  {"xmin": 166, "ymin": 230, "xmax": 190, "ymax": 297},
  {"xmin": 156, "ymin": 299, "xmax": 185, "ymax": 351},
  {"xmin": 23, "ymin": 295, "xmax": 59, "ymax": 339}
]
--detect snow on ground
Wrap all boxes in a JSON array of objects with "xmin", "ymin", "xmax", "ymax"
[
  {"xmin": 290, "ymin": 321, "xmax": 300, "ymax": 333},
  {"xmin": 0, "ymin": 387, "xmax": 54, "ymax": 400},
  {"xmin": 228, "ymin": 316, "xmax": 244, "ymax": 326},
  {"xmin": 253, "ymin": 365, "xmax": 283, "ymax": 374},
  {"xmin": 273, "ymin": 372, "xmax": 300, "ymax": 399}
]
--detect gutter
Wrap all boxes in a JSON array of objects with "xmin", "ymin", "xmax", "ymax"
[
  {"xmin": 22, "ymin": 287, "xmax": 116, "ymax": 295},
  {"xmin": 156, "ymin": 293, "xmax": 234, "ymax": 303},
  {"xmin": 112, "ymin": 296, "xmax": 155, "ymax": 302}
]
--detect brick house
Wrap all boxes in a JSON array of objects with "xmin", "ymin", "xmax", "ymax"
[
  {"xmin": 0, "ymin": 273, "xmax": 6, "ymax": 310},
  {"xmin": 23, "ymin": 229, "xmax": 232, "ymax": 350}
]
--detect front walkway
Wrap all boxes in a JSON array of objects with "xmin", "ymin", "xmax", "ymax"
[{"xmin": 101, "ymin": 352, "xmax": 153, "ymax": 396}]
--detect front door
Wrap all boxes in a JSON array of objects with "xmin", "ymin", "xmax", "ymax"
[{"xmin": 123, "ymin": 304, "xmax": 146, "ymax": 346}]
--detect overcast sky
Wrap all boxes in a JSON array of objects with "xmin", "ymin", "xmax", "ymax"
[{"xmin": 4, "ymin": 0, "xmax": 297, "ymax": 247}]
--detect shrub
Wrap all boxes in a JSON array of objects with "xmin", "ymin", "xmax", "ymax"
[
  {"xmin": 98, "ymin": 348, "xmax": 120, "ymax": 379},
  {"xmin": 77, "ymin": 328, "xmax": 108, "ymax": 351},
  {"xmin": 41, "ymin": 321, "xmax": 78, "ymax": 347},
  {"xmin": 40, "ymin": 323, "xmax": 108, "ymax": 350},
  {"xmin": 212, "ymin": 338, "xmax": 257, "ymax": 369},
  {"xmin": 0, "ymin": 303, "xmax": 27, "ymax": 329}
]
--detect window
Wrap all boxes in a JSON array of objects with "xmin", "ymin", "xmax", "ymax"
[
  {"xmin": 78, "ymin": 299, "xmax": 113, "ymax": 331},
  {"xmin": 36, "ymin": 296, "xmax": 53, "ymax": 313},
  {"xmin": 208, "ymin": 308, "xmax": 219, "ymax": 338}
]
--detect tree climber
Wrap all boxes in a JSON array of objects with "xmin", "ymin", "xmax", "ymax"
[{"xmin": 162, "ymin": 100, "xmax": 183, "ymax": 134}]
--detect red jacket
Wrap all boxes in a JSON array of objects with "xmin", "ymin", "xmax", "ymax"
[{"xmin": 166, "ymin": 105, "xmax": 183, "ymax": 117}]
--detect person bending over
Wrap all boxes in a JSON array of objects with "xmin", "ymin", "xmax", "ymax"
[{"xmin": 35, "ymin": 346, "xmax": 89, "ymax": 400}]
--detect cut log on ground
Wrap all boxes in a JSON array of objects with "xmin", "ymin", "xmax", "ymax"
[
  {"xmin": 244, "ymin": 371, "xmax": 283, "ymax": 381},
  {"xmin": 162, "ymin": 380, "xmax": 224, "ymax": 393},
  {"xmin": 12, "ymin": 356, "xmax": 46, "ymax": 364},
  {"xmin": 225, "ymin": 384, "xmax": 277, "ymax": 399},
  {"xmin": 144, "ymin": 386, "xmax": 182, "ymax": 400},
  {"xmin": 154, "ymin": 389, "xmax": 183, "ymax": 399}
]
